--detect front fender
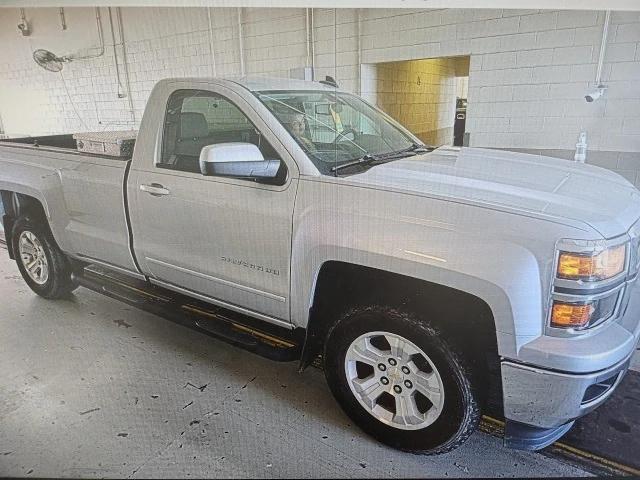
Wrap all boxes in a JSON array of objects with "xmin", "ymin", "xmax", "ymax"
[
  {"xmin": 292, "ymin": 245, "xmax": 540, "ymax": 361},
  {"xmin": 290, "ymin": 178, "xmax": 576, "ymax": 360}
]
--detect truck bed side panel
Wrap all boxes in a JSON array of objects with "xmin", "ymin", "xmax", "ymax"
[{"xmin": 0, "ymin": 144, "xmax": 139, "ymax": 274}]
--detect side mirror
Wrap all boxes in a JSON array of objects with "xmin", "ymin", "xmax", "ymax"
[{"xmin": 199, "ymin": 142, "xmax": 284, "ymax": 185}]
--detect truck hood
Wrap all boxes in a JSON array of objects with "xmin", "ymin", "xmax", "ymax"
[{"xmin": 347, "ymin": 147, "xmax": 640, "ymax": 239}]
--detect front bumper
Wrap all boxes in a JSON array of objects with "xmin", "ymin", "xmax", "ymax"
[
  {"xmin": 502, "ymin": 354, "xmax": 631, "ymax": 430},
  {"xmin": 501, "ymin": 268, "xmax": 640, "ymax": 450}
]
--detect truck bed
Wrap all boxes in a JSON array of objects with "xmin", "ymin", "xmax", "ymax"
[
  {"xmin": 0, "ymin": 135, "xmax": 138, "ymax": 275},
  {"xmin": 0, "ymin": 134, "xmax": 132, "ymax": 160}
]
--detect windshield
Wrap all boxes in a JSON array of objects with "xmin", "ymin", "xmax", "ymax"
[{"xmin": 256, "ymin": 90, "xmax": 422, "ymax": 175}]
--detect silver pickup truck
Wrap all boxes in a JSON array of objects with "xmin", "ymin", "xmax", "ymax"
[{"xmin": 2, "ymin": 76, "xmax": 640, "ymax": 454}]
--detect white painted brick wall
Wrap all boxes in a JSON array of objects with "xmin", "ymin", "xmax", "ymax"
[{"xmin": 0, "ymin": 6, "xmax": 639, "ymax": 183}]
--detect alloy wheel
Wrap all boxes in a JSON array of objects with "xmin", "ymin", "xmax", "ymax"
[{"xmin": 344, "ymin": 330, "xmax": 445, "ymax": 430}]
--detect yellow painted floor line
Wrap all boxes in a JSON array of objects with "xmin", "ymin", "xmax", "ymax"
[
  {"xmin": 550, "ymin": 442, "xmax": 640, "ymax": 477},
  {"xmin": 481, "ymin": 415, "xmax": 640, "ymax": 476}
]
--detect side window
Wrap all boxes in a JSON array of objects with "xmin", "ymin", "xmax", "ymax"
[{"xmin": 159, "ymin": 89, "xmax": 280, "ymax": 174}]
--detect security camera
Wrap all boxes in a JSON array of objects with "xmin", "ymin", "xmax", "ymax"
[{"xmin": 585, "ymin": 85, "xmax": 607, "ymax": 103}]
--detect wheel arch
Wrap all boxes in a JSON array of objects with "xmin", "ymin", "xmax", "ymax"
[
  {"xmin": 1, "ymin": 190, "xmax": 50, "ymax": 260},
  {"xmin": 298, "ymin": 260, "xmax": 504, "ymax": 413}
]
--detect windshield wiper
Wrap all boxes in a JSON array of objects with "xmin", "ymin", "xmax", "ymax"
[
  {"xmin": 330, "ymin": 154, "xmax": 379, "ymax": 173},
  {"xmin": 376, "ymin": 144, "xmax": 431, "ymax": 161},
  {"xmin": 402, "ymin": 143, "xmax": 434, "ymax": 154},
  {"xmin": 330, "ymin": 144, "xmax": 435, "ymax": 174}
]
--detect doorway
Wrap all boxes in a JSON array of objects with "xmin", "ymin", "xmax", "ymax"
[{"xmin": 361, "ymin": 56, "xmax": 469, "ymax": 147}]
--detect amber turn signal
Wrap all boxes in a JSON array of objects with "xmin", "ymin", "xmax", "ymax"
[
  {"xmin": 551, "ymin": 301, "xmax": 594, "ymax": 328},
  {"xmin": 557, "ymin": 244, "xmax": 625, "ymax": 282}
]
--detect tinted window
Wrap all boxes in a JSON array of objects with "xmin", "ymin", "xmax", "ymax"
[{"xmin": 160, "ymin": 89, "xmax": 280, "ymax": 174}]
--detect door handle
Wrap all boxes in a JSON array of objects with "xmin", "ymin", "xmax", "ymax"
[{"xmin": 140, "ymin": 183, "xmax": 170, "ymax": 197}]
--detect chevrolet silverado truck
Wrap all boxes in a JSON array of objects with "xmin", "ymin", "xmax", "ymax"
[{"xmin": 1, "ymin": 77, "xmax": 640, "ymax": 454}]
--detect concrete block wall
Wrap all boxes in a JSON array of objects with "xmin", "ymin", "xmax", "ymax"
[
  {"xmin": 309, "ymin": 8, "xmax": 640, "ymax": 186},
  {"xmin": 374, "ymin": 58, "xmax": 458, "ymax": 146},
  {"xmin": 0, "ymin": 7, "xmax": 639, "ymax": 185}
]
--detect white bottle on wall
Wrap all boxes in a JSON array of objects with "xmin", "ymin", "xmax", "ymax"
[{"xmin": 574, "ymin": 131, "xmax": 587, "ymax": 163}]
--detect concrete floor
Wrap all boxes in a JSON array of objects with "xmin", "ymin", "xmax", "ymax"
[{"xmin": 0, "ymin": 253, "xmax": 593, "ymax": 478}]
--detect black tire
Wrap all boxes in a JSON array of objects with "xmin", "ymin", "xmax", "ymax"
[
  {"xmin": 324, "ymin": 305, "xmax": 480, "ymax": 455},
  {"xmin": 11, "ymin": 215, "xmax": 79, "ymax": 299}
]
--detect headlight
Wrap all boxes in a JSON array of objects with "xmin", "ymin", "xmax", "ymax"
[{"xmin": 557, "ymin": 244, "xmax": 626, "ymax": 282}]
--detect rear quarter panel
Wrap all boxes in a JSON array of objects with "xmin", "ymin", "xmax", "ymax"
[{"xmin": 0, "ymin": 144, "xmax": 137, "ymax": 273}]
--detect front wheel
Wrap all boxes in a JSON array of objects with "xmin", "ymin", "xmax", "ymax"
[
  {"xmin": 11, "ymin": 215, "xmax": 79, "ymax": 299},
  {"xmin": 324, "ymin": 305, "xmax": 480, "ymax": 454}
]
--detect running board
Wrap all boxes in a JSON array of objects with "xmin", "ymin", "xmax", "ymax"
[{"xmin": 72, "ymin": 266, "xmax": 304, "ymax": 362}]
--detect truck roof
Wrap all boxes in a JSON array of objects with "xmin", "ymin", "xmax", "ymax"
[
  {"xmin": 230, "ymin": 76, "xmax": 340, "ymax": 92},
  {"xmin": 164, "ymin": 76, "xmax": 342, "ymax": 93}
]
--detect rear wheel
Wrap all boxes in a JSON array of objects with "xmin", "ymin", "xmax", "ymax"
[
  {"xmin": 324, "ymin": 305, "xmax": 480, "ymax": 454},
  {"xmin": 11, "ymin": 216, "xmax": 78, "ymax": 299}
]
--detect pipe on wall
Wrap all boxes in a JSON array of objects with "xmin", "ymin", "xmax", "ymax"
[
  {"xmin": 107, "ymin": 7, "xmax": 125, "ymax": 99},
  {"xmin": 56, "ymin": 7, "xmax": 106, "ymax": 131},
  {"xmin": 310, "ymin": 8, "xmax": 315, "ymax": 78},
  {"xmin": 71, "ymin": 7, "xmax": 105, "ymax": 59},
  {"xmin": 207, "ymin": 7, "xmax": 217, "ymax": 77},
  {"xmin": 237, "ymin": 8, "xmax": 245, "ymax": 76},
  {"xmin": 116, "ymin": 7, "xmax": 136, "ymax": 123},
  {"xmin": 357, "ymin": 8, "xmax": 362, "ymax": 94},
  {"xmin": 92, "ymin": 7, "xmax": 105, "ymax": 58},
  {"xmin": 60, "ymin": 7, "xmax": 106, "ymax": 60},
  {"xmin": 595, "ymin": 10, "xmax": 611, "ymax": 86},
  {"xmin": 306, "ymin": 8, "xmax": 311, "ymax": 68}
]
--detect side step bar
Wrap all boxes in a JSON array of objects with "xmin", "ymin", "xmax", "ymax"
[{"xmin": 73, "ymin": 266, "xmax": 304, "ymax": 362}]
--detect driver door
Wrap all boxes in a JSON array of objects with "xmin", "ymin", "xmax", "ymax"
[{"xmin": 128, "ymin": 83, "xmax": 298, "ymax": 323}]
